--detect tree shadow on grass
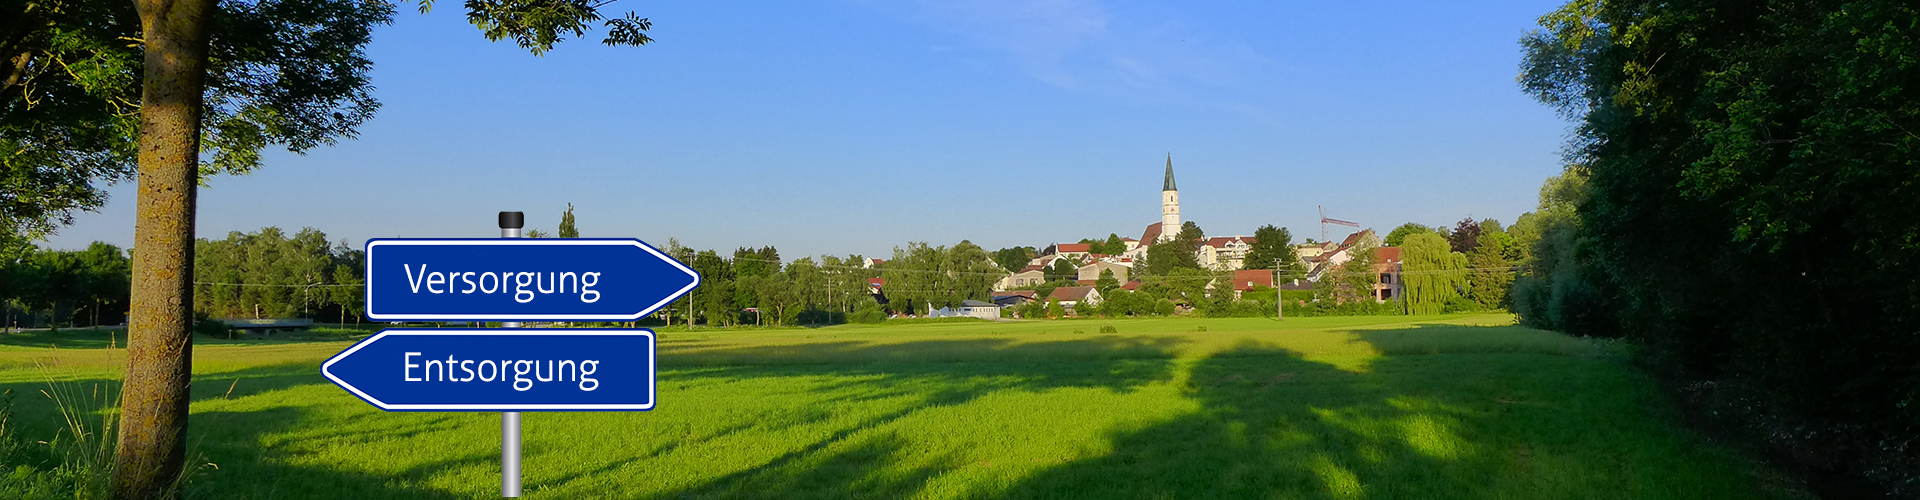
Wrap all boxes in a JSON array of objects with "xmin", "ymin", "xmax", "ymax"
[
  {"xmin": 971, "ymin": 339, "xmax": 1780, "ymax": 499},
  {"xmin": 182, "ymin": 407, "xmax": 481, "ymax": 500},
  {"xmin": 627, "ymin": 326, "xmax": 1781, "ymax": 500},
  {"xmin": 2, "ymin": 324, "xmax": 1782, "ymax": 499},
  {"xmin": 0, "ymin": 361, "xmax": 487, "ymax": 499}
]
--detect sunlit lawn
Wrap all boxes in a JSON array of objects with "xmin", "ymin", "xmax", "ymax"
[{"xmin": 0, "ymin": 314, "xmax": 1797, "ymax": 499}]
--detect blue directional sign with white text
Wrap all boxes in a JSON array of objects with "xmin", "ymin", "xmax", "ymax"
[
  {"xmin": 365, "ymin": 238, "xmax": 698, "ymax": 321},
  {"xmin": 323, "ymin": 329, "xmax": 655, "ymax": 411}
]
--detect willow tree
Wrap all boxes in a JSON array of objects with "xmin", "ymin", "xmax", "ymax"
[{"xmin": 1400, "ymin": 232, "xmax": 1465, "ymax": 315}]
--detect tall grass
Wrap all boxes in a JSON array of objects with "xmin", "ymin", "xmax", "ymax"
[{"xmin": 0, "ymin": 362, "xmax": 210, "ymax": 500}]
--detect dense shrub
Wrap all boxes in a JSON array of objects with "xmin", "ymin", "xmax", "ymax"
[
  {"xmin": 1519, "ymin": 0, "xmax": 1920, "ymax": 494},
  {"xmin": 847, "ymin": 303, "xmax": 886, "ymax": 324}
]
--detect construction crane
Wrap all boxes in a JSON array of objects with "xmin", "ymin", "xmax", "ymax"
[{"xmin": 1319, "ymin": 205, "xmax": 1359, "ymax": 243}]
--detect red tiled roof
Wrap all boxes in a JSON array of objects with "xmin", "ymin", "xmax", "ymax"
[
  {"xmin": 992, "ymin": 290, "xmax": 1037, "ymax": 299},
  {"xmin": 1232, "ymin": 269, "xmax": 1275, "ymax": 291},
  {"xmin": 1121, "ymin": 237, "xmax": 1138, "ymax": 242},
  {"xmin": 1120, "ymin": 281, "xmax": 1141, "ymax": 291},
  {"xmin": 1055, "ymin": 243, "xmax": 1091, "ymax": 253},
  {"xmin": 868, "ymin": 278, "xmax": 885, "ymax": 286},
  {"xmin": 1374, "ymin": 247, "xmax": 1402, "ymax": 263},
  {"xmin": 1076, "ymin": 280, "xmax": 1096, "ymax": 286},
  {"xmin": 1019, "ymin": 265, "xmax": 1044, "ymax": 273},
  {"xmin": 1337, "ymin": 229, "xmax": 1376, "ymax": 249},
  {"xmin": 1048, "ymin": 286, "xmax": 1097, "ymax": 302},
  {"xmin": 1139, "ymin": 222, "xmax": 1164, "ymax": 244}
]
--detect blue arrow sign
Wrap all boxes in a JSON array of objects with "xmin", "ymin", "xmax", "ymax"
[
  {"xmin": 364, "ymin": 238, "xmax": 698, "ymax": 321},
  {"xmin": 323, "ymin": 329, "xmax": 655, "ymax": 411}
]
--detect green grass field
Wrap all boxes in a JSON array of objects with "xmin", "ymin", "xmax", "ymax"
[{"xmin": 0, "ymin": 315, "xmax": 1799, "ymax": 499}]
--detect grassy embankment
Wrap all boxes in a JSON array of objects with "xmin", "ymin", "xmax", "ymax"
[{"xmin": 0, "ymin": 314, "xmax": 1801, "ymax": 499}]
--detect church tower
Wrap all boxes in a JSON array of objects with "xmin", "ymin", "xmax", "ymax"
[{"xmin": 1160, "ymin": 154, "xmax": 1180, "ymax": 241}]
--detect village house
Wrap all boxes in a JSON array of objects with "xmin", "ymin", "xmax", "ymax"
[
  {"xmin": 1047, "ymin": 286, "xmax": 1103, "ymax": 312},
  {"xmin": 1041, "ymin": 243, "xmax": 1092, "ymax": 262},
  {"xmin": 1371, "ymin": 247, "xmax": 1405, "ymax": 302},
  {"xmin": 990, "ymin": 290, "xmax": 1037, "ymax": 308},
  {"xmin": 1303, "ymin": 229, "xmax": 1383, "ymax": 281},
  {"xmin": 1076, "ymin": 260, "xmax": 1132, "ymax": 284},
  {"xmin": 1198, "ymin": 235, "xmax": 1257, "ymax": 270},
  {"xmin": 928, "ymin": 300, "xmax": 1001, "ymax": 320},
  {"xmin": 995, "ymin": 266, "xmax": 1046, "ymax": 291}
]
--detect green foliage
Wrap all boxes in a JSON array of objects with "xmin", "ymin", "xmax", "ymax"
[
  {"xmin": 0, "ymin": 242, "xmax": 130, "ymax": 329},
  {"xmin": 1521, "ymin": 0, "xmax": 1920, "ymax": 491},
  {"xmin": 1094, "ymin": 269, "xmax": 1120, "ymax": 295},
  {"xmin": 1139, "ymin": 222, "xmax": 1205, "ymax": 277},
  {"xmin": 1383, "ymin": 223, "xmax": 1431, "ymax": 248},
  {"xmin": 1467, "ymin": 232, "xmax": 1515, "ymax": 310},
  {"xmin": 1, "ymin": 0, "xmax": 395, "ymax": 239},
  {"xmin": 193, "ymin": 228, "xmax": 346, "ymax": 320},
  {"xmin": 445, "ymin": 0, "xmax": 655, "ymax": 55},
  {"xmin": 1045, "ymin": 298, "xmax": 1065, "ymax": 319},
  {"xmin": 192, "ymin": 319, "xmax": 230, "ymax": 338},
  {"xmin": 1043, "ymin": 255, "xmax": 1080, "ymax": 282},
  {"xmin": 991, "ymin": 247, "xmax": 1036, "ymax": 273},
  {"xmin": 848, "ymin": 302, "xmax": 886, "ymax": 324},
  {"xmin": 1242, "ymin": 225, "xmax": 1302, "ymax": 275},
  {"xmin": 881, "ymin": 241, "xmax": 1002, "ymax": 314},
  {"xmin": 1075, "ymin": 235, "xmax": 1127, "ymax": 255},
  {"xmin": 1402, "ymin": 233, "xmax": 1466, "ymax": 315},
  {"xmin": 731, "ymin": 246, "xmax": 779, "ymax": 279},
  {"xmin": 1145, "ymin": 268, "xmax": 1213, "ymax": 306},
  {"xmin": 558, "ymin": 203, "xmax": 578, "ymax": 238}
]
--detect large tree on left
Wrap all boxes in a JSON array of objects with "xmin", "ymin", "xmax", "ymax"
[{"xmin": 4, "ymin": 0, "xmax": 654, "ymax": 497}]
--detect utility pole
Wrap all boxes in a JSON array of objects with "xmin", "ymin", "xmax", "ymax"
[{"xmin": 1275, "ymin": 259, "xmax": 1284, "ymax": 321}]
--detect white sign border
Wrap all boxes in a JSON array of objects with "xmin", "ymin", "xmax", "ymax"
[
  {"xmin": 363, "ymin": 239, "xmax": 700, "ymax": 321},
  {"xmin": 322, "ymin": 329, "xmax": 656, "ymax": 411}
]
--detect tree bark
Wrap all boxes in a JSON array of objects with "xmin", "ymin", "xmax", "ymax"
[{"xmin": 114, "ymin": 0, "xmax": 213, "ymax": 498}]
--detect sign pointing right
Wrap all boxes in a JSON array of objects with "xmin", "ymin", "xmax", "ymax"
[{"xmin": 364, "ymin": 238, "xmax": 699, "ymax": 321}]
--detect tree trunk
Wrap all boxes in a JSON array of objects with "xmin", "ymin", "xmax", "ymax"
[{"xmin": 114, "ymin": 0, "xmax": 213, "ymax": 498}]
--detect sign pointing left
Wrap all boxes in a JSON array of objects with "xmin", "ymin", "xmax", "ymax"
[{"xmin": 323, "ymin": 329, "xmax": 655, "ymax": 411}]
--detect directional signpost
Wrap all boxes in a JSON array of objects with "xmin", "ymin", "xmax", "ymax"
[
  {"xmin": 364, "ymin": 238, "xmax": 698, "ymax": 321},
  {"xmin": 326, "ymin": 212, "xmax": 699, "ymax": 497},
  {"xmin": 323, "ymin": 329, "xmax": 655, "ymax": 411}
]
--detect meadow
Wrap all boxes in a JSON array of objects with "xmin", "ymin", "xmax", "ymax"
[{"xmin": 0, "ymin": 315, "xmax": 1801, "ymax": 499}]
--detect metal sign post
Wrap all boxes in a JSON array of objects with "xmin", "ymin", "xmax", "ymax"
[
  {"xmin": 326, "ymin": 210, "xmax": 695, "ymax": 498},
  {"xmin": 499, "ymin": 212, "xmax": 522, "ymax": 498}
]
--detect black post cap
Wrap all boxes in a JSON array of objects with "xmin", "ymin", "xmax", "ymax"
[{"xmin": 498, "ymin": 211, "xmax": 524, "ymax": 229}]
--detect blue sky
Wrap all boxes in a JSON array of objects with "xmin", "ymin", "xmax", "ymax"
[{"xmin": 46, "ymin": 0, "xmax": 1572, "ymax": 259}]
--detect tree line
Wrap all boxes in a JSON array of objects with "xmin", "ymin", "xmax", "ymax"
[
  {"xmin": 1513, "ymin": 0, "xmax": 1918, "ymax": 495},
  {"xmin": 0, "ymin": 241, "xmax": 131, "ymax": 330}
]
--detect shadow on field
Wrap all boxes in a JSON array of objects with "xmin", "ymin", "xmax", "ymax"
[
  {"xmin": 2, "ymin": 323, "xmax": 1762, "ymax": 499},
  {"xmin": 185, "ymin": 407, "xmax": 477, "ymax": 500},
  {"xmin": 632, "ymin": 325, "xmax": 1762, "ymax": 500},
  {"xmin": 0, "ymin": 359, "xmax": 480, "ymax": 499}
]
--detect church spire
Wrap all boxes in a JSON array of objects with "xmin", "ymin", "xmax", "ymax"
[{"xmin": 1163, "ymin": 153, "xmax": 1177, "ymax": 191}]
